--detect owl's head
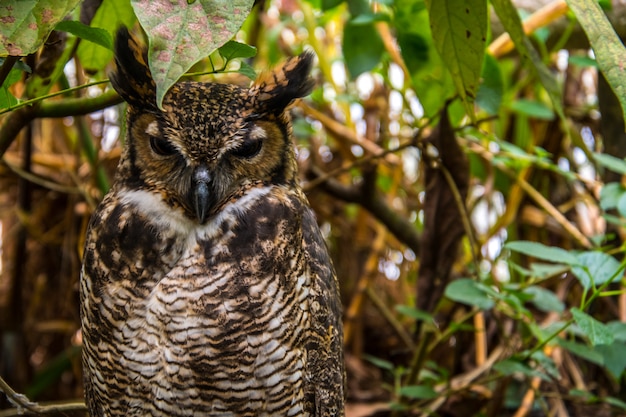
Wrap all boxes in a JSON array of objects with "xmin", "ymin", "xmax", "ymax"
[{"xmin": 109, "ymin": 27, "xmax": 315, "ymax": 224}]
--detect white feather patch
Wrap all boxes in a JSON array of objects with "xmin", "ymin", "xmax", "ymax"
[
  {"xmin": 145, "ymin": 121, "xmax": 159, "ymax": 136},
  {"xmin": 119, "ymin": 189, "xmax": 193, "ymax": 236}
]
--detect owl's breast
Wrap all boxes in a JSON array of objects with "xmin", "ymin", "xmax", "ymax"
[
  {"xmin": 83, "ymin": 187, "xmax": 320, "ymax": 415},
  {"xmin": 117, "ymin": 252, "xmax": 309, "ymax": 415}
]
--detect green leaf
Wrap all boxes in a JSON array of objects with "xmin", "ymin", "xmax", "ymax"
[
  {"xmin": 236, "ymin": 61, "xmax": 257, "ymax": 80},
  {"xmin": 557, "ymin": 338, "xmax": 604, "ymax": 365},
  {"xmin": 398, "ymin": 385, "xmax": 438, "ymax": 400},
  {"xmin": 594, "ymin": 152, "xmax": 626, "ymax": 175},
  {"xmin": 566, "ymin": 0, "xmax": 626, "ymax": 127},
  {"xmin": 494, "ymin": 358, "xmax": 549, "ymax": 380},
  {"xmin": 509, "ymin": 99, "xmax": 555, "ymax": 120},
  {"xmin": 76, "ymin": 0, "xmax": 136, "ymax": 72},
  {"xmin": 607, "ymin": 321, "xmax": 626, "ymax": 342},
  {"xmin": 491, "ymin": 0, "xmax": 564, "ymax": 120},
  {"xmin": 346, "ymin": 0, "xmax": 370, "ymax": 16},
  {"xmin": 132, "ymin": 0, "xmax": 255, "ymax": 109},
  {"xmin": 569, "ymin": 388, "xmax": 598, "ymax": 402},
  {"xmin": 424, "ymin": 0, "xmax": 487, "ymax": 119},
  {"xmin": 571, "ymin": 307, "xmax": 614, "ymax": 346},
  {"xmin": 218, "ymin": 40, "xmax": 257, "ymax": 61},
  {"xmin": 605, "ymin": 396, "xmax": 626, "ymax": 411},
  {"xmin": 444, "ymin": 279, "xmax": 494, "ymax": 310},
  {"xmin": 599, "ymin": 182, "xmax": 625, "ymax": 211},
  {"xmin": 55, "ymin": 20, "xmax": 112, "ymax": 50},
  {"xmin": 0, "ymin": 0, "xmax": 81, "ymax": 55},
  {"xmin": 0, "ymin": 85, "xmax": 18, "ymax": 110},
  {"xmin": 321, "ymin": 0, "xmax": 344, "ymax": 11},
  {"xmin": 531, "ymin": 350, "xmax": 560, "ymax": 380},
  {"xmin": 595, "ymin": 343, "xmax": 626, "ymax": 378},
  {"xmin": 505, "ymin": 241, "xmax": 578, "ymax": 265},
  {"xmin": 394, "ymin": 0, "xmax": 454, "ymax": 117},
  {"xmin": 523, "ymin": 286, "xmax": 565, "ymax": 313},
  {"xmin": 395, "ymin": 305, "xmax": 434, "ymax": 323},
  {"xmin": 0, "ymin": 62, "xmax": 22, "ymax": 110},
  {"xmin": 476, "ymin": 53, "xmax": 503, "ymax": 115},
  {"xmin": 363, "ymin": 354, "xmax": 395, "ymax": 371},
  {"xmin": 568, "ymin": 55, "xmax": 598, "ymax": 68},
  {"xmin": 397, "ymin": 32, "xmax": 429, "ymax": 75},
  {"xmin": 349, "ymin": 12, "xmax": 390, "ymax": 25},
  {"xmin": 342, "ymin": 21, "xmax": 385, "ymax": 78},
  {"xmin": 616, "ymin": 193, "xmax": 626, "ymax": 218},
  {"xmin": 529, "ymin": 263, "xmax": 570, "ymax": 280},
  {"xmin": 571, "ymin": 251, "xmax": 623, "ymax": 289}
]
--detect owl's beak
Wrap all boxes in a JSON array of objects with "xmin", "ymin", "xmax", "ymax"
[{"xmin": 193, "ymin": 166, "xmax": 213, "ymax": 224}]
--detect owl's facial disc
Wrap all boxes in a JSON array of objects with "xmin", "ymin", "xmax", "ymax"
[{"xmin": 192, "ymin": 165, "xmax": 215, "ymax": 224}]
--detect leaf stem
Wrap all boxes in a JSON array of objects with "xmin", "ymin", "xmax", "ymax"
[{"xmin": 0, "ymin": 79, "xmax": 110, "ymax": 116}]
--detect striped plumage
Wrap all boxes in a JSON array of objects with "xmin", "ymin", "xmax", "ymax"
[{"xmin": 80, "ymin": 27, "xmax": 344, "ymax": 416}]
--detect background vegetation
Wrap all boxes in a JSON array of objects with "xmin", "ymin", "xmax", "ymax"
[{"xmin": 2, "ymin": 0, "xmax": 626, "ymax": 415}]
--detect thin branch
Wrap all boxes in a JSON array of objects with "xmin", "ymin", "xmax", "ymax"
[
  {"xmin": 0, "ymin": 374, "xmax": 87, "ymax": 416},
  {"xmin": 0, "ymin": 89, "xmax": 123, "ymax": 160},
  {"xmin": 0, "ymin": 79, "xmax": 110, "ymax": 116},
  {"xmin": 489, "ymin": 0, "xmax": 569, "ymax": 57},
  {"xmin": 311, "ymin": 167, "xmax": 421, "ymax": 254},
  {"xmin": 2, "ymin": 159, "xmax": 82, "ymax": 194},
  {"xmin": 301, "ymin": 102, "xmax": 401, "ymax": 165},
  {"xmin": 0, "ymin": 402, "xmax": 87, "ymax": 417},
  {"xmin": 38, "ymin": 89, "xmax": 123, "ymax": 118},
  {"xmin": 419, "ymin": 344, "xmax": 507, "ymax": 416},
  {"xmin": 366, "ymin": 285, "xmax": 415, "ymax": 350}
]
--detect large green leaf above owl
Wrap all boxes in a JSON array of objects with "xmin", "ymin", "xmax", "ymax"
[{"xmin": 132, "ymin": 0, "xmax": 255, "ymax": 108}]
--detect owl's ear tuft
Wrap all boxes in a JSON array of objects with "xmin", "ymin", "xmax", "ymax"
[
  {"xmin": 251, "ymin": 51, "xmax": 316, "ymax": 114},
  {"xmin": 109, "ymin": 27, "xmax": 157, "ymax": 107}
]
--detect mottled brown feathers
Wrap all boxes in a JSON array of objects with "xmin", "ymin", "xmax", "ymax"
[
  {"xmin": 109, "ymin": 27, "xmax": 157, "ymax": 107},
  {"xmin": 81, "ymin": 27, "xmax": 344, "ymax": 416},
  {"xmin": 251, "ymin": 50, "xmax": 316, "ymax": 114}
]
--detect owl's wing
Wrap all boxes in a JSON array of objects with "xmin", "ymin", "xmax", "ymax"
[{"xmin": 302, "ymin": 206, "xmax": 346, "ymax": 416}]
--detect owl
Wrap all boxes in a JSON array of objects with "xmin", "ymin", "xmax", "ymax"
[{"xmin": 80, "ymin": 27, "xmax": 344, "ymax": 416}]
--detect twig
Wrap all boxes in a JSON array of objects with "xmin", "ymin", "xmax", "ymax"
[
  {"xmin": 343, "ymin": 225, "xmax": 387, "ymax": 349},
  {"xmin": 0, "ymin": 79, "xmax": 110, "ymax": 116},
  {"xmin": 0, "ymin": 376, "xmax": 86, "ymax": 417},
  {"xmin": 301, "ymin": 103, "xmax": 400, "ymax": 165},
  {"xmin": 0, "ymin": 375, "xmax": 39, "ymax": 414},
  {"xmin": 37, "ymin": 89, "xmax": 123, "ymax": 118},
  {"xmin": 2, "ymin": 159, "xmax": 82, "ymax": 194},
  {"xmin": 419, "ymin": 344, "xmax": 507, "ymax": 416},
  {"xmin": 489, "ymin": 0, "xmax": 569, "ymax": 57},
  {"xmin": 0, "ymin": 402, "xmax": 87, "ymax": 417},
  {"xmin": 312, "ymin": 169, "xmax": 421, "ymax": 254},
  {"xmin": 366, "ymin": 286, "xmax": 415, "ymax": 350}
]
